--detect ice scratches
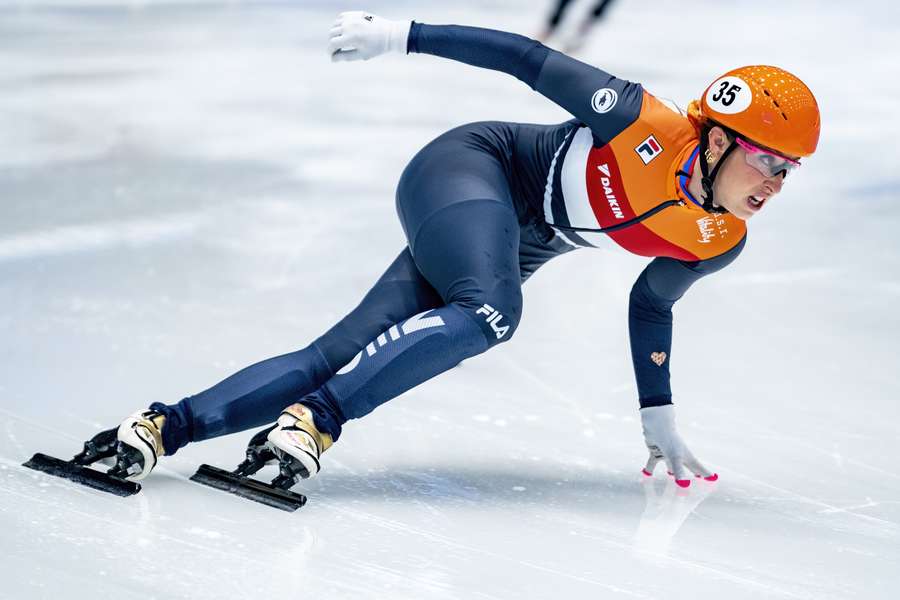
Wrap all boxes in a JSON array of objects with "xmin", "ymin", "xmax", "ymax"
[
  {"xmin": 496, "ymin": 354, "xmax": 592, "ymax": 423},
  {"xmin": 703, "ymin": 421, "xmax": 900, "ymax": 527},
  {"xmin": 4, "ymin": 419, "xmax": 26, "ymax": 457},
  {"xmin": 0, "ymin": 479, "xmax": 271, "ymax": 569},
  {"xmin": 787, "ymin": 437, "xmax": 900, "ymax": 482},
  {"xmin": 0, "ymin": 406, "xmax": 83, "ymax": 444},
  {"xmin": 185, "ymin": 526, "xmax": 224, "ymax": 540},
  {"xmin": 352, "ymin": 559, "xmax": 465, "ymax": 599},
  {"xmin": 400, "ymin": 469, "xmax": 482, "ymax": 503},
  {"xmin": 0, "ymin": 211, "xmax": 211, "ymax": 262},
  {"xmin": 818, "ymin": 498, "xmax": 884, "ymax": 515},
  {"xmin": 324, "ymin": 503, "xmax": 653, "ymax": 598},
  {"xmin": 510, "ymin": 490, "xmax": 809, "ymax": 598},
  {"xmin": 531, "ymin": 503, "xmax": 810, "ymax": 599},
  {"xmin": 563, "ymin": 525, "xmax": 808, "ymax": 599},
  {"xmin": 725, "ymin": 469, "xmax": 899, "ymax": 535},
  {"xmin": 720, "ymin": 418, "xmax": 900, "ymax": 484}
]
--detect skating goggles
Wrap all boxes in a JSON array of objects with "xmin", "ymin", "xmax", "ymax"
[{"xmin": 735, "ymin": 137, "xmax": 801, "ymax": 178}]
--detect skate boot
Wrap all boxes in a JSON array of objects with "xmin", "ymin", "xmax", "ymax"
[
  {"xmin": 108, "ymin": 409, "xmax": 166, "ymax": 481},
  {"xmin": 232, "ymin": 424, "xmax": 278, "ymax": 477},
  {"xmin": 267, "ymin": 403, "xmax": 333, "ymax": 486}
]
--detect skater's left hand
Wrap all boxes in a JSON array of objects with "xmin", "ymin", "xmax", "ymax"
[
  {"xmin": 640, "ymin": 404, "xmax": 718, "ymax": 488},
  {"xmin": 329, "ymin": 11, "xmax": 411, "ymax": 62}
]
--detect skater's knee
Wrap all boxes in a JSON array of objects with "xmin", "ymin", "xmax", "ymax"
[
  {"xmin": 474, "ymin": 300, "xmax": 521, "ymax": 345},
  {"xmin": 453, "ymin": 287, "xmax": 522, "ymax": 347}
]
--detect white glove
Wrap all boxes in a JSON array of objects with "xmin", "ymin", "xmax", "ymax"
[
  {"xmin": 640, "ymin": 404, "xmax": 718, "ymax": 487},
  {"xmin": 328, "ymin": 11, "xmax": 412, "ymax": 62}
]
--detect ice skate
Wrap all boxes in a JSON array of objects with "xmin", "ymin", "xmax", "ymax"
[
  {"xmin": 266, "ymin": 403, "xmax": 333, "ymax": 485},
  {"xmin": 107, "ymin": 409, "xmax": 167, "ymax": 481},
  {"xmin": 21, "ymin": 410, "xmax": 164, "ymax": 496},
  {"xmin": 190, "ymin": 419, "xmax": 312, "ymax": 512}
]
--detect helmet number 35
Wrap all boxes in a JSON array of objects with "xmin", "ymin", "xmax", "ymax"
[{"xmin": 705, "ymin": 76, "xmax": 752, "ymax": 114}]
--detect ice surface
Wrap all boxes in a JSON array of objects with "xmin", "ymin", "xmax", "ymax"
[{"xmin": 1, "ymin": 1, "xmax": 899, "ymax": 599}]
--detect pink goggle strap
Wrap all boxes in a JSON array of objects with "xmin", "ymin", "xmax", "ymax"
[{"xmin": 734, "ymin": 137, "xmax": 801, "ymax": 166}]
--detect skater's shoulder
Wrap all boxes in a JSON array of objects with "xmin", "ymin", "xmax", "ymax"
[{"xmin": 633, "ymin": 93, "xmax": 695, "ymax": 137}]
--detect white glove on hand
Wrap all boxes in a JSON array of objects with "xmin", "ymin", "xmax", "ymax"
[
  {"xmin": 328, "ymin": 11, "xmax": 412, "ymax": 62},
  {"xmin": 640, "ymin": 404, "xmax": 718, "ymax": 487}
]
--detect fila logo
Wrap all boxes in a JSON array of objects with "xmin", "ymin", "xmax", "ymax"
[
  {"xmin": 475, "ymin": 304, "xmax": 510, "ymax": 339},
  {"xmin": 336, "ymin": 310, "xmax": 446, "ymax": 375},
  {"xmin": 635, "ymin": 134, "xmax": 663, "ymax": 165},
  {"xmin": 596, "ymin": 163, "xmax": 625, "ymax": 219}
]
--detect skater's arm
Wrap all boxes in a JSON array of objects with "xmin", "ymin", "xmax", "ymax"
[
  {"xmin": 628, "ymin": 236, "xmax": 746, "ymax": 408},
  {"xmin": 408, "ymin": 23, "xmax": 643, "ymax": 141},
  {"xmin": 328, "ymin": 13, "xmax": 642, "ymax": 141},
  {"xmin": 630, "ymin": 239, "xmax": 743, "ymax": 485},
  {"xmin": 407, "ymin": 23, "xmax": 548, "ymax": 88}
]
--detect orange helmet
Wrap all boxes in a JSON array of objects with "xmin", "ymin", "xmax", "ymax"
[{"xmin": 699, "ymin": 65, "xmax": 820, "ymax": 158}]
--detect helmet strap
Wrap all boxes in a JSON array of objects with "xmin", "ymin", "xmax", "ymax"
[{"xmin": 698, "ymin": 125, "xmax": 736, "ymax": 214}]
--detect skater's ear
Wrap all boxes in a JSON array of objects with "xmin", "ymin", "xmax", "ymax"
[{"xmin": 705, "ymin": 126, "xmax": 731, "ymax": 162}]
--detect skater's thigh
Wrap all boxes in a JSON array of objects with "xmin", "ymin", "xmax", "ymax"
[
  {"xmin": 314, "ymin": 248, "xmax": 443, "ymax": 372},
  {"xmin": 395, "ymin": 127, "xmax": 521, "ymax": 306},
  {"xmin": 410, "ymin": 199, "xmax": 522, "ymax": 311}
]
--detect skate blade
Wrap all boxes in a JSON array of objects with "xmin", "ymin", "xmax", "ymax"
[
  {"xmin": 22, "ymin": 453, "xmax": 141, "ymax": 497},
  {"xmin": 190, "ymin": 464, "xmax": 307, "ymax": 512}
]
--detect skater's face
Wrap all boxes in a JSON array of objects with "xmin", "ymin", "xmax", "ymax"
[{"xmin": 706, "ymin": 126, "xmax": 793, "ymax": 220}]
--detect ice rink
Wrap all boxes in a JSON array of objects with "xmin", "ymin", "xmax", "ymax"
[{"xmin": 2, "ymin": 1, "xmax": 899, "ymax": 598}]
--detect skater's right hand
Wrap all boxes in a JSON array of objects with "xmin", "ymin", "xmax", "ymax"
[
  {"xmin": 329, "ymin": 12, "xmax": 412, "ymax": 62},
  {"xmin": 639, "ymin": 405, "xmax": 718, "ymax": 488}
]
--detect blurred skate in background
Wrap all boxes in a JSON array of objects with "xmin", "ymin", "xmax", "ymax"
[{"xmin": 537, "ymin": 0, "xmax": 618, "ymax": 52}]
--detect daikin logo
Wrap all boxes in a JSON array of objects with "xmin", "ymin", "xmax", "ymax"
[
  {"xmin": 597, "ymin": 163, "xmax": 625, "ymax": 219},
  {"xmin": 336, "ymin": 310, "xmax": 446, "ymax": 375}
]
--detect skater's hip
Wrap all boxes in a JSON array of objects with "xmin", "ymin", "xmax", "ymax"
[
  {"xmin": 395, "ymin": 121, "xmax": 530, "ymax": 245},
  {"xmin": 394, "ymin": 120, "xmax": 574, "ymax": 280}
]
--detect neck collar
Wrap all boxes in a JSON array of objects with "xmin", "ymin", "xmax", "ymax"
[{"xmin": 677, "ymin": 145, "xmax": 703, "ymax": 208}]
